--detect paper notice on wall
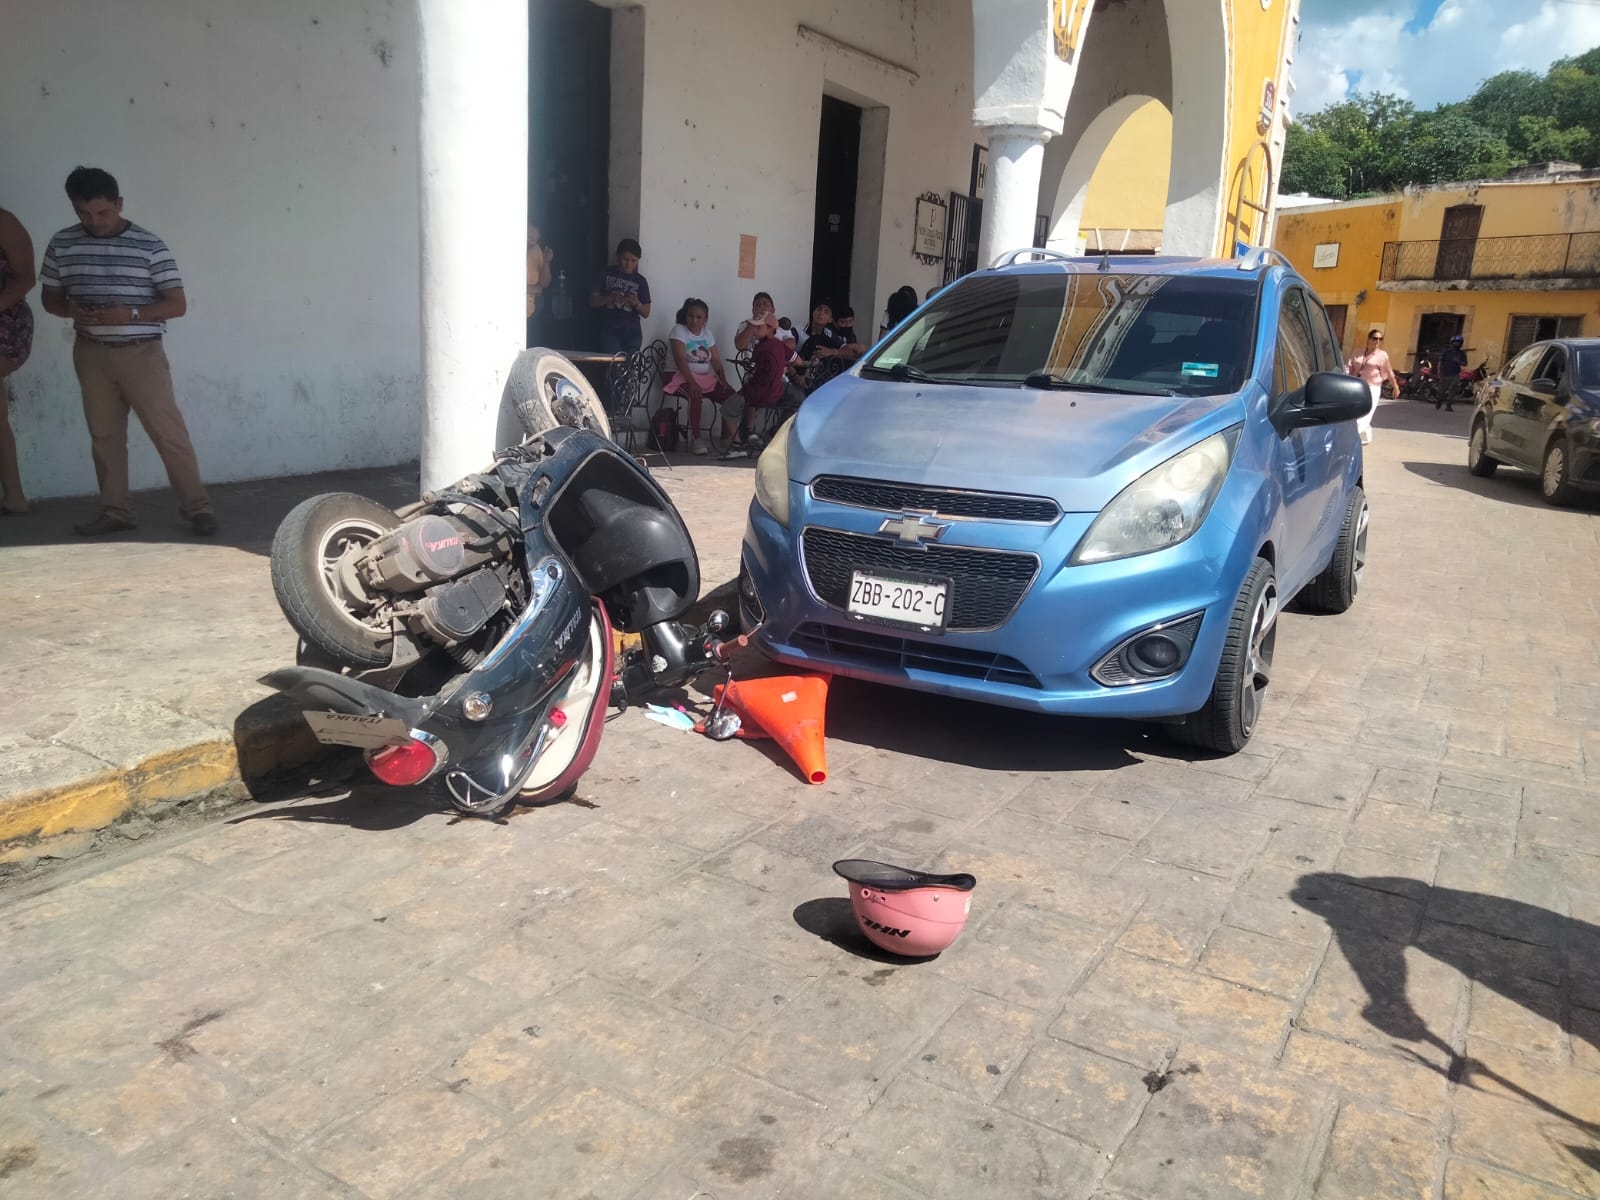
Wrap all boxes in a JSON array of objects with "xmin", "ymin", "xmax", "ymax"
[
  {"xmin": 1313, "ymin": 243, "xmax": 1340, "ymax": 269},
  {"xmin": 738, "ymin": 235, "xmax": 757, "ymax": 279}
]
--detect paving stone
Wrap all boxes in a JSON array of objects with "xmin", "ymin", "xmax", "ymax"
[
  {"xmin": 1100, "ymin": 1047, "xmax": 1326, "ymax": 1200},
  {"xmin": 1298, "ymin": 930, "xmax": 1466, "ymax": 1053},
  {"xmin": 1415, "ymin": 918, "xmax": 1563, "ymax": 988},
  {"xmin": 1333, "ymin": 845, "xmax": 1436, "ymax": 890},
  {"xmin": 1465, "ymin": 978, "xmax": 1569, "ymax": 1064},
  {"xmin": 835, "ymin": 1076, "xmax": 1103, "ymax": 1199},
  {"xmin": 1047, "ymin": 998, "xmax": 1179, "ymax": 1073},
  {"xmin": 481, "ymin": 975, "xmax": 729, "ymax": 1106},
  {"xmin": 1433, "ymin": 784, "xmax": 1522, "ymax": 823},
  {"xmin": 1441, "ymin": 1157, "xmax": 1585, "ymax": 1200},
  {"xmin": 1133, "ymin": 803, "xmax": 1272, "ymax": 879},
  {"xmin": 1311, "ymin": 1101, "xmax": 1440, "ymax": 1200},
  {"xmin": 996, "ymin": 1036, "xmax": 1150, "ymax": 1149},
  {"xmin": 1279, "ymin": 1032, "xmax": 1451, "ymax": 1120},
  {"xmin": 35, "ymin": 1052, "xmax": 232, "ymax": 1159},
  {"xmin": 1059, "ymin": 792, "xmax": 1169, "ymax": 841},
  {"xmin": 1258, "ymin": 821, "xmax": 1346, "ymax": 871},
  {"xmin": 1449, "ymin": 1084, "xmax": 1600, "ymax": 1196},
  {"xmin": 1257, "ymin": 749, "xmax": 1377, "ymax": 809},
  {"xmin": 1112, "ymin": 861, "xmax": 1233, "ymax": 967},
  {"xmin": 415, "ymin": 1084, "xmax": 685, "ymax": 1200},
  {"xmin": 731, "ymin": 963, "xmax": 966, "ymax": 1105},
  {"xmin": 910, "ymin": 993, "xmax": 1038, "ymax": 1102},
  {"xmin": 1074, "ymin": 951, "xmax": 1292, "ymax": 1061},
  {"xmin": 937, "ymin": 898, "xmax": 1114, "ymax": 1009},
  {"xmin": 657, "ymin": 946, "xmax": 817, "ymax": 1035},
  {"xmin": 965, "ymin": 808, "xmax": 1133, "ymax": 877},
  {"xmin": 1196, "ymin": 925, "xmax": 1321, "ymax": 998},
  {"xmin": 80, "ymin": 1119, "xmax": 332, "ymax": 1200},
  {"xmin": 1349, "ymin": 801, "xmax": 1513, "ymax": 862},
  {"xmin": 1367, "ymin": 765, "xmax": 1438, "ymax": 808}
]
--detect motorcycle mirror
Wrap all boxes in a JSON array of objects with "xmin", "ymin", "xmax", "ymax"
[{"xmin": 706, "ymin": 609, "xmax": 733, "ymax": 636}]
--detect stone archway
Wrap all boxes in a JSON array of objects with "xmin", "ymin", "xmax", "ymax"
[
  {"xmin": 1161, "ymin": 0, "xmax": 1230, "ymax": 256},
  {"xmin": 1045, "ymin": 93, "xmax": 1164, "ymax": 253}
]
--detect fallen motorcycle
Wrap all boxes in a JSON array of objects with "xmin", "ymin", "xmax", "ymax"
[{"xmin": 261, "ymin": 348, "xmax": 739, "ymax": 818}]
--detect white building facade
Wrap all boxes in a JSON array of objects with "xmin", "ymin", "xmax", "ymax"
[{"xmin": 0, "ymin": 0, "xmax": 1295, "ymax": 499}]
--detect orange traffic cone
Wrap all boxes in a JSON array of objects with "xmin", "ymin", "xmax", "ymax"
[{"xmin": 713, "ymin": 674, "xmax": 829, "ymax": 784}]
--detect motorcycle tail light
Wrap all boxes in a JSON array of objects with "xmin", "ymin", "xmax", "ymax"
[{"xmin": 366, "ymin": 736, "xmax": 444, "ymax": 787}]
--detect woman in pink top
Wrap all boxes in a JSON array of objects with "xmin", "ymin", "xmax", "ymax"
[{"xmin": 1345, "ymin": 329, "xmax": 1397, "ymax": 446}]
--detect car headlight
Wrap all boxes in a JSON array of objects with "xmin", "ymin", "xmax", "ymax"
[
  {"xmin": 1071, "ymin": 428, "xmax": 1239, "ymax": 565},
  {"xmin": 754, "ymin": 417, "xmax": 794, "ymax": 527}
]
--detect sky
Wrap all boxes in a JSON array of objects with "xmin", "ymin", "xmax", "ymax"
[{"xmin": 1293, "ymin": 0, "xmax": 1600, "ymax": 115}]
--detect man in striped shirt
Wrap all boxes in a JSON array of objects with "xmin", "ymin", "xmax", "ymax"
[{"xmin": 40, "ymin": 166, "xmax": 216, "ymax": 536}]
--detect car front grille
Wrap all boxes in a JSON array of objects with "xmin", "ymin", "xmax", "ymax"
[
  {"xmin": 800, "ymin": 527, "xmax": 1038, "ymax": 632},
  {"xmin": 810, "ymin": 476, "xmax": 1060, "ymax": 523},
  {"xmin": 791, "ymin": 622, "xmax": 1042, "ymax": 689}
]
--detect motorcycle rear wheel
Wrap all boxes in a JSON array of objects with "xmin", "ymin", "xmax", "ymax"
[
  {"xmin": 506, "ymin": 347, "xmax": 614, "ymax": 442},
  {"xmin": 271, "ymin": 493, "xmax": 403, "ymax": 669}
]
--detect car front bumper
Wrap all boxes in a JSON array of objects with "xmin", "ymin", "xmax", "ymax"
[{"xmin": 739, "ymin": 488, "xmax": 1265, "ymax": 719}]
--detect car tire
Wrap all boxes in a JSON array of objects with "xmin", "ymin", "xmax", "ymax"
[
  {"xmin": 1541, "ymin": 438, "xmax": 1579, "ymax": 507},
  {"xmin": 1467, "ymin": 419, "xmax": 1499, "ymax": 478},
  {"xmin": 1300, "ymin": 486, "xmax": 1367, "ymax": 615},
  {"xmin": 1174, "ymin": 557, "xmax": 1277, "ymax": 755}
]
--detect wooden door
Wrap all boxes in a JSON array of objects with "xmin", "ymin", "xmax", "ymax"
[{"xmin": 1434, "ymin": 205, "xmax": 1484, "ymax": 281}]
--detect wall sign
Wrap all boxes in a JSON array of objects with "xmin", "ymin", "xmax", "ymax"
[
  {"xmin": 914, "ymin": 192, "xmax": 947, "ymax": 263},
  {"xmin": 970, "ymin": 144, "xmax": 989, "ymax": 203},
  {"xmin": 1258, "ymin": 79, "xmax": 1277, "ymax": 134},
  {"xmin": 738, "ymin": 234, "xmax": 757, "ymax": 279},
  {"xmin": 1313, "ymin": 242, "xmax": 1340, "ymax": 269}
]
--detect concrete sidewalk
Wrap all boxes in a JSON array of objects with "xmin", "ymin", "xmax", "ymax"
[{"xmin": 0, "ymin": 451, "xmax": 758, "ymax": 874}]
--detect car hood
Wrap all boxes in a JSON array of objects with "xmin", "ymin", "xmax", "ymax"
[{"xmin": 788, "ymin": 373, "xmax": 1245, "ymax": 513}]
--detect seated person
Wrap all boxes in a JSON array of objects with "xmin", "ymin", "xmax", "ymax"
[
  {"xmin": 720, "ymin": 314, "xmax": 791, "ymax": 458},
  {"xmin": 790, "ymin": 300, "xmax": 848, "ymax": 393},
  {"xmin": 831, "ymin": 304, "xmax": 868, "ymax": 362},
  {"xmin": 733, "ymin": 291, "xmax": 778, "ymax": 354},
  {"xmin": 666, "ymin": 298, "xmax": 736, "ymax": 455}
]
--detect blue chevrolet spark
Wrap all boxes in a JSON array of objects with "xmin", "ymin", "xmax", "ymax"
[{"xmin": 738, "ymin": 249, "xmax": 1373, "ymax": 753}]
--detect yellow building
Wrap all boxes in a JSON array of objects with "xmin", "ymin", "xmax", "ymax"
[
  {"xmin": 1274, "ymin": 169, "xmax": 1600, "ymax": 370},
  {"xmin": 1040, "ymin": 0, "xmax": 1302, "ymax": 259}
]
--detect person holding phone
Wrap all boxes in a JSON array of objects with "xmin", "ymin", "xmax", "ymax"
[{"xmin": 39, "ymin": 166, "xmax": 216, "ymax": 536}]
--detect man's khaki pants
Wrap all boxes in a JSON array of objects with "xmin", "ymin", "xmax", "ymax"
[{"xmin": 73, "ymin": 337, "xmax": 212, "ymax": 522}]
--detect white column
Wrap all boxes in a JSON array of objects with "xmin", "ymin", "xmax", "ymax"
[
  {"xmin": 976, "ymin": 125, "xmax": 1051, "ymax": 269},
  {"xmin": 416, "ymin": 0, "xmax": 528, "ymax": 492}
]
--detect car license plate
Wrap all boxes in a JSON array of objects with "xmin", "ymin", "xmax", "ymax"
[
  {"xmin": 302, "ymin": 711, "xmax": 411, "ymax": 750},
  {"xmin": 847, "ymin": 571, "xmax": 949, "ymax": 629}
]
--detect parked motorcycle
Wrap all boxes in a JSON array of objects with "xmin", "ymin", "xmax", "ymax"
[{"xmin": 261, "ymin": 349, "xmax": 739, "ymax": 818}]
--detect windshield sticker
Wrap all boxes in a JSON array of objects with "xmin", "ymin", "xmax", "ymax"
[{"xmin": 1182, "ymin": 362, "xmax": 1220, "ymax": 378}]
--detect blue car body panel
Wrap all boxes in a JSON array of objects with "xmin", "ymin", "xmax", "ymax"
[{"xmin": 741, "ymin": 257, "xmax": 1364, "ymax": 718}]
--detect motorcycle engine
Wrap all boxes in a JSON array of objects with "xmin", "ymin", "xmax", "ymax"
[
  {"xmin": 359, "ymin": 514, "xmax": 506, "ymax": 594},
  {"xmin": 411, "ymin": 567, "xmax": 509, "ymax": 645}
]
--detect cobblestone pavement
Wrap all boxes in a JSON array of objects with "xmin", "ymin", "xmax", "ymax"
[{"xmin": 3, "ymin": 400, "xmax": 1599, "ymax": 1199}]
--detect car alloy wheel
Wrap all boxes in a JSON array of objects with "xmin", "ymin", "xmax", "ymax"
[
  {"xmin": 1542, "ymin": 440, "xmax": 1576, "ymax": 506},
  {"xmin": 1238, "ymin": 577, "xmax": 1278, "ymax": 736},
  {"xmin": 1467, "ymin": 422, "xmax": 1498, "ymax": 478}
]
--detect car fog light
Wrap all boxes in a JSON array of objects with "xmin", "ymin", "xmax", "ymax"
[
  {"xmin": 1129, "ymin": 634, "xmax": 1181, "ymax": 673},
  {"xmin": 739, "ymin": 559, "xmax": 766, "ymax": 622},
  {"xmin": 463, "ymin": 692, "xmax": 493, "ymax": 721},
  {"xmin": 1091, "ymin": 613, "xmax": 1204, "ymax": 687}
]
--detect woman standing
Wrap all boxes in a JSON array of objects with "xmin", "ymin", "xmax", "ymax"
[
  {"xmin": 0, "ymin": 204, "xmax": 34, "ymax": 514},
  {"xmin": 1345, "ymin": 328, "xmax": 1396, "ymax": 447}
]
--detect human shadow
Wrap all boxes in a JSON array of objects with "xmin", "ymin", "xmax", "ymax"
[{"xmin": 1292, "ymin": 873, "xmax": 1600, "ymax": 1135}]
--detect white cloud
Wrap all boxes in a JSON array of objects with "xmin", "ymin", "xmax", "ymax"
[{"xmin": 1291, "ymin": 0, "xmax": 1600, "ymax": 116}]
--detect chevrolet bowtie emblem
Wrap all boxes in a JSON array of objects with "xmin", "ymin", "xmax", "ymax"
[{"xmin": 877, "ymin": 513, "xmax": 950, "ymax": 544}]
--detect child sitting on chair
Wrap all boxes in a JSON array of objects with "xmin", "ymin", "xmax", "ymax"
[{"xmin": 666, "ymin": 297, "xmax": 736, "ymax": 455}]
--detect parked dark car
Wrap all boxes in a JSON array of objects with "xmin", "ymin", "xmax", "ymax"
[{"xmin": 1468, "ymin": 337, "xmax": 1600, "ymax": 505}]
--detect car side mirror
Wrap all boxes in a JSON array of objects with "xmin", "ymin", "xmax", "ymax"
[
  {"xmin": 1530, "ymin": 377, "xmax": 1557, "ymax": 395},
  {"xmin": 1286, "ymin": 372, "xmax": 1372, "ymax": 430}
]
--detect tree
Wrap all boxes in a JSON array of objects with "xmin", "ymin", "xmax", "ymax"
[{"xmin": 1282, "ymin": 47, "xmax": 1600, "ymax": 191}]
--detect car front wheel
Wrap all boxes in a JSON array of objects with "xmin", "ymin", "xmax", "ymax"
[
  {"xmin": 1541, "ymin": 438, "xmax": 1578, "ymax": 506},
  {"xmin": 1174, "ymin": 557, "xmax": 1277, "ymax": 755}
]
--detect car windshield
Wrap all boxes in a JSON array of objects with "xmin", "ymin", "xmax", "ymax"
[
  {"xmin": 863, "ymin": 271, "xmax": 1259, "ymax": 397},
  {"xmin": 1576, "ymin": 348, "xmax": 1600, "ymax": 388}
]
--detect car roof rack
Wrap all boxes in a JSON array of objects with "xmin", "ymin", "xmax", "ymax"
[
  {"xmin": 989, "ymin": 247, "xmax": 1078, "ymax": 269},
  {"xmin": 1236, "ymin": 245, "xmax": 1292, "ymax": 272}
]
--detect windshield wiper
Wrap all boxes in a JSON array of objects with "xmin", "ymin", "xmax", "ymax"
[
  {"xmin": 1023, "ymin": 373, "xmax": 1175, "ymax": 397},
  {"xmin": 862, "ymin": 362, "xmax": 948, "ymax": 383}
]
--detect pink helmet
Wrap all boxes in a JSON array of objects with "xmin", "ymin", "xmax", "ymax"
[{"xmin": 833, "ymin": 859, "xmax": 977, "ymax": 957}]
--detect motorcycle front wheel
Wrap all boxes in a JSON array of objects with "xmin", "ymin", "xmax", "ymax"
[
  {"xmin": 505, "ymin": 347, "xmax": 614, "ymax": 442},
  {"xmin": 271, "ymin": 493, "xmax": 402, "ymax": 669}
]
